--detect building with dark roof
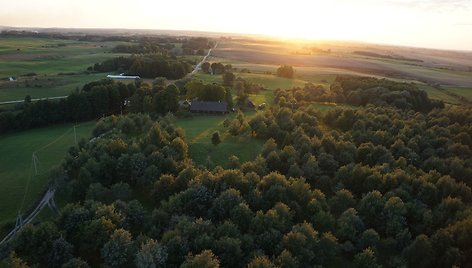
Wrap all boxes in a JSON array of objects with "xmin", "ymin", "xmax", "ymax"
[{"xmin": 189, "ymin": 101, "xmax": 228, "ymax": 114}]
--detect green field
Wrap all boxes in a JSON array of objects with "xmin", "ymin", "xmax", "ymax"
[
  {"xmin": 443, "ymin": 86, "xmax": 472, "ymax": 101},
  {"xmin": 0, "ymin": 121, "xmax": 96, "ymax": 230},
  {"xmin": 0, "ymin": 36, "xmax": 132, "ymax": 102},
  {"xmin": 176, "ymin": 114, "xmax": 263, "ymax": 167}
]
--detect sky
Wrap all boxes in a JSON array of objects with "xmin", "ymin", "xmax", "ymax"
[{"xmin": 1, "ymin": 0, "xmax": 471, "ymax": 50}]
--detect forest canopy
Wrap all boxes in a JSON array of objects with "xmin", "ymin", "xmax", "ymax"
[{"xmin": 2, "ymin": 101, "xmax": 471, "ymax": 267}]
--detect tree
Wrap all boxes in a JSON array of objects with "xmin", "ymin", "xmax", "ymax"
[
  {"xmin": 152, "ymin": 77, "xmax": 167, "ymax": 90},
  {"xmin": 354, "ymin": 247, "xmax": 381, "ymax": 268},
  {"xmin": 153, "ymin": 84, "xmax": 180, "ymax": 114},
  {"xmin": 276, "ymin": 65, "xmax": 295, "ymax": 78},
  {"xmin": 101, "ymin": 229, "xmax": 134, "ymax": 267},
  {"xmin": 181, "ymin": 250, "xmax": 220, "ymax": 268},
  {"xmin": 247, "ymin": 255, "xmax": 276, "ymax": 268},
  {"xmin": 223, "ymin": 72, "xmax": 235, "ymax": 87},
  {"xmin": 62, "ymin": 258, "xmax": 90, "ymax": 268},
  {"xmin": 201, "ymin": 62, "xmax": 211, "ymax": 73},
  {"xmin": 1, "ymin": 252, "xmax": 29, "ymax": 268},
  {"xmin": 403, "ymin": 234, "xmax": 433, "ymax": 268},
  {"xmin": 134, "ymin": 239, "xmax": 168, "ymax": 268},
  {"xmin": 212, "ymin": 131, "xmax": 221, "ymax": 146},
  {"xmin": 48, "ymin": 237, "xmax": 74, "ymax": 268}
]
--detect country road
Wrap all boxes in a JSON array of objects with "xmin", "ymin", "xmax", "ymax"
[
  {"xmin": 0, "ymin": 188, "xmax": 56, "ymax": 245},
  {"xmin": 189, "ymin": 42, "xmax": 218, "ymax": 76},
  {"xmin": 0, "ymin": 95, "xmax": 68, "ymax": 106}
]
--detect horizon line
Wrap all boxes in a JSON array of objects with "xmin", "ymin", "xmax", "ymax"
[{"xmin": 1, "ymin": 25, "xmax": 471, "ymax": 53}]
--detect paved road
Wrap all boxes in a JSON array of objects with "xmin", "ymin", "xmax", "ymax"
[{"xmin": 0, "ymin": 95, "xmax": 68, "ymax": 106}]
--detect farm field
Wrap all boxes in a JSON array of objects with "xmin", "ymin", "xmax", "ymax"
[
  {"xmin": 176, "ymin": 114, "xmax": 263, "ymax": 167},
  {"xmin": 213, "ymin": 39, "xmax": 472, "ymax": 88},
  {"xmin": 443, "ymin": 86, "xmax": 472, "ymax": 102},
  {"xmin": 0, "ymin": 121, "xmax": 96, "ymax": 231},
  {"xmin": 0, "ymin": 73, "xmax": 106, "ymax": 102},
  {"xmin": 0, "ymin": 36, "xmax": 132, "ymax": 102}
]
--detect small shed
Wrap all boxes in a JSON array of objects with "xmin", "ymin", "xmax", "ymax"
[
  {"xmin": 8, "ymin": 77, "xmax": 17, "ymax": 82},
  {"xmin": 190, "ymin": 101, "xmax": 228, "ymax": 114}
]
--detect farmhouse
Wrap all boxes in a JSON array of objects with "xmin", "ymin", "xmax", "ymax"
[{"xmin": 189, "ymin": 101, "xmax": 228, "ymax": 114}]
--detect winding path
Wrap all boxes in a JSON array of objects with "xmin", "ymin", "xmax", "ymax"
[{"xmin": 0, "ymin": 96, "xmax": 68, "ymax": 106}]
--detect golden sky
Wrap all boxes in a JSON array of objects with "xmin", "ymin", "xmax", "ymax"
[{"xmin": 1, "ymin": 0, "xmax": 471, "ymax": 50}]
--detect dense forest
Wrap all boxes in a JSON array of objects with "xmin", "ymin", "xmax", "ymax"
[{"xmin": 2, "ymin": 99, "xmax": 471, "ymax": 267}]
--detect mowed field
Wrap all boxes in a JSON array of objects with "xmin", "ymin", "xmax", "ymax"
[
  {"xmin": 0, "ymin": 36, "xmax": 132, "ymax": 102},
  {"xmin": 211, "ymin": 38, "xmax": 472, "ymax": 105},
  {"xmin": 176, "ymin": 114, "xmax": 263, "ymax": 167},
  {"xmin": 0, "ymin": 121, "xmax": 96, "ymax": 231}
]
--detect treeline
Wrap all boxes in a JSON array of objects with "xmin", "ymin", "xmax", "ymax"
[
  {"xmin": 91, "ymin": 55, "xmax": 193, "ymax": 79},
  {"xmin": 112, "ymin": 42, "xmax": 170, "ymax": 54},
  {"xmin": 3, "ymin": 104, "xmax": 471, "ymax": 267},
  {"xmin": 201, "ymin": 62, "xmax": 232, "ymax": 75},
  {"xmin": 354, "ymin": 51, "xmax": 423, "ymax": 63},
  {"xmin": 0, "ymin": 80, "xmax": 135, "ymax": 134},
  {"xmin": 275, "ymin": 75, "xmax": 444, "ymax": 112},
  {"xmin": 0, "ymin": 76, "xmax": 234, "ymax": 134},
  {"xmin": 182, "ymin": 37, "xmax": 212, "ymax": 55}
]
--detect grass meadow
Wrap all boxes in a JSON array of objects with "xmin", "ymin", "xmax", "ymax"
[
  {"xmin": 0, "ymin": 36, "xmax": 132, "ymax": 102},
  {"xmin": 176, "ymin": 113, "xmax": 263, "ymax": 168},
  {"xmin": 0, "ymin": 121, "xmax": 96, "ymax": 231}
]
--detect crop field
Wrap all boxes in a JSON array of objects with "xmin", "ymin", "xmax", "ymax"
[
  {"xmin": 0, "ymin": 36, "xmax": 132, "ymax": 102},
  {"xmin": 213, "ymin": 39, "xmax": 472, "ymax": 88},
  {"xmin": 0, "ymin": 121, "xmax": 96, "ymax": 231},
  {"xmin": 176, "ymin": 114, "xmax": 263, "ymax": 167}
]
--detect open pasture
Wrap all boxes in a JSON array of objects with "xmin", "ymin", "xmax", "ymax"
[{"xmin": 0, "ymin": 121, "xmax": 96, "ymax": 230}]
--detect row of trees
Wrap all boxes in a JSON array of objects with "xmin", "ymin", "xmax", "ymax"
[
  {"xmin": 0, "ymin": 80, "xmax": 135, "ymax": 133},
  {"xmin": 91, "ymin": 55, "xmax": 193, "ymax": 80},
  {"xmin": 201, "ymin": 62, "xmax": 232, "ymax": 75}
]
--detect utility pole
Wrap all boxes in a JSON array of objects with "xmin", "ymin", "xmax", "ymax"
[
  {"xmin": 32, "ymin": 152, "xmax": 38, "ymax": 175},
  {"xmin": 73, "ymin": 126, "xmax": 77, "ymax": 145},
  {"xmin": 15, "ymin": 210, "xmax": 23, "ymax": 230}
]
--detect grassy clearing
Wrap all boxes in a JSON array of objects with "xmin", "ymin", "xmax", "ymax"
[
  {"xmin": 238, "ymin": 73, "xmax": 307, "ymax": 90},
  {"xmin": 176, "ymin": 114, "xmax": 263, "ymax": 167},
  {"xmin": 310, "ymin": 102, "xmax": 354, "ymax": 112},
  {"xmin": 417, "ymin": 85, "xmax": 462, "ymax": 104},
  {"xmin": 193, "ymin": 73, "xmax": 223, "ymax": 84},
  {"xmin": 443, "ymin": 86, "xmax": 472, "ymax": 101},
  {"xmin": 0, "ymin": 121, "xmax": 96, "ymax": 229}
]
